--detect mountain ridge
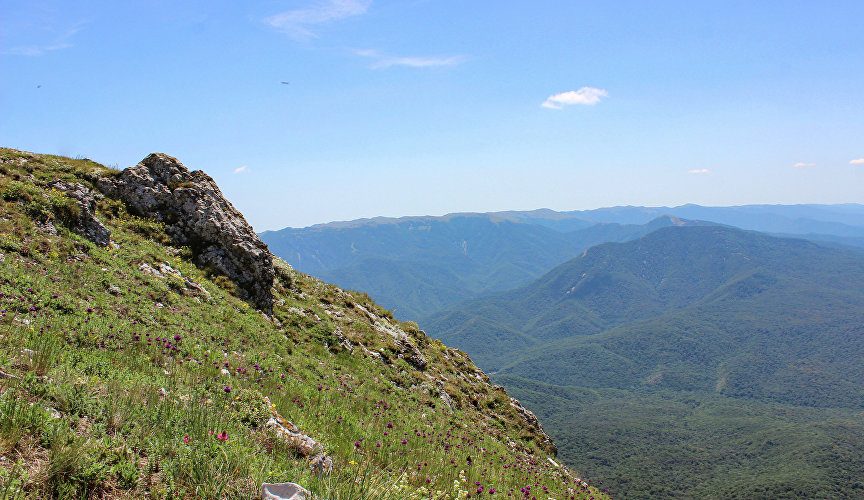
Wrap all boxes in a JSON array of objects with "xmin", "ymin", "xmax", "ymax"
[
  {"xmin": 262, "ymin": 214, "xmax": 715, "ymax": 319},
  {"xmin": 265, "ymin": 203, "xmax": 864, "ymax": 232}
]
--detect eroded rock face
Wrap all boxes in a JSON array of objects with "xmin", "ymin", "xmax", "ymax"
[
  {"xmin": 395, "ymin": 335, "xmax": 428, "ymax": 371},
  {"xmin": 47, "ymin": 180, "xmax": 112, "ymax": 247},
  {"xmin": 98, "ymin": 153, "xmax": 273, "ymax": 312},
  {"xmin": 510, "ymin": 397, "xmax": 557, "ymax": 456}
]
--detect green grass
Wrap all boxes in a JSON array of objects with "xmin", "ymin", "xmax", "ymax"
[{"xmin": 0, "ymin": 148, "xmax": 610, "ymax": 499}]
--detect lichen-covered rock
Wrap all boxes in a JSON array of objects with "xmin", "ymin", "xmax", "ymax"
[
  {"xmin": 97, "ymin": 153, "xmax": 273, "ymax": 312},
  {"xmin": 310, "ymin": 453, "xmax": 333, "ymax": 474},
  {"xmin": 47, "ymin": 180, "xmax": 111, "ymax": 246}
]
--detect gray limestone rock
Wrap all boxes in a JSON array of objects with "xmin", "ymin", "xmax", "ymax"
[
  {"xmin": 97, "ymin": 153, "xmax": 274, "ymax": 312},
  {"xmin": 334, "ymin": 328, "xmax": 354, "ymax": 352},
  {"xmin": 139, "ymin": 262, "xmax": 163, "ymax": 277},
  {"xmin": 47, "ymin": 180, "xmax": 111, "ymax": 246},
  {"xmin": 261, "ymin": 482, "xmax": 310, "ymax": 500},
  {"xmin": 34, "ymin": 219, "xmax": 57, "ymax": 235}
]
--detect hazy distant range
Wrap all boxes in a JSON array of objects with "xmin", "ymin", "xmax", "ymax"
[{"xmin": 260, "ymin": 204, "xmax": 864, "ymax": 320}]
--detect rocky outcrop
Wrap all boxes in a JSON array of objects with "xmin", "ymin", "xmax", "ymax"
[
  {"xmin": 510, "ymin": 397, "xmax": 557, "ymax": 455},
  {"xmin": 358, "ymin": 304, "xmax": 428, "ymax": 370},
  {"xmin": 395, "ymin": 335, "xmax": 428, "ymax": 370},
  {"xmin": 98, "ymin": 153, "xmax": 273, "ymax": 312},
  {"xmin": 47, "ymin": 180, "xmax": 111, "ymax": 246},
  {"xmin": 139, "ymin": 261, "xmax": 211, "ymax": 299}
]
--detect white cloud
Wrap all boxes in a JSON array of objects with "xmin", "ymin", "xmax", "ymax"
[
  {"xmin": 234, "ymin": 166, "xmax": 248, "ymax": 174},
  {"xmin": 688, "ymin": 169, "xmax": 711, "ymax": 174},
  {"xmin": 264, "ymin": 0, "xmax": 371, "ymax": 38},
  {"xmin": 850, "ymin": 158, "xmax": 864, "ymax": 165},
  {"xmin": 355, "ymin": 49, "xmax": 467, "ymax": 69},
  {"xmin": 793, "ymin": 162, "xmax": 816, "ymax": 167},
  {"xmin": 542, "ymin": 87, "xmax": 607, "ymax": 109}
]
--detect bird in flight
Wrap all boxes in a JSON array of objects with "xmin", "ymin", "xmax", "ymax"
[{"xmin": 280, "ymin": 81, "xmax": 290, "ymax": 85}]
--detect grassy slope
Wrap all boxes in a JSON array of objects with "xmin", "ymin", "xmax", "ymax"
[{"xmin": 0, "ymin": 148, "xmax": 610, "ymax": 500}]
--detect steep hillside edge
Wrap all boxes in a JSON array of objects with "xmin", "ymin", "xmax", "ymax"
[{"xmin": 0, "ymin": 147, "xmax": 609, "ymax": 499}]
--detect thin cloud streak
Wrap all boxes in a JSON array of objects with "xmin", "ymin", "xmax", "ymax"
[
  {"xmin": 688, "ymin": 169, "xmax": 711, "ymax": 174},
  {"xmin": 234, "ymin": 166, "xmax": 248, "ymax": 174},
  {"xmin": 793, "ymin": 162, "xmax": 816, "ymax": 167},
  {"xmin": 542, "ymin": 87, "xmax": 607, "ymax": 109},
  {"xmin": 356, "ymin": 49, "xmax": 467, "ymax": 69},
  {"xmin": 4, "ymin": 43, "xmax": 71, "ymax": 56},
  {"xmin": 264, "ymin": 0, "xmax": 371, "ymax": 39},
  {"xmin": 850, "ymin": 158, "xmax": 864, "ymax": 165},
  {"xmin": 3, "ymin": 24, "xmax": 83, "ymax": 56}
]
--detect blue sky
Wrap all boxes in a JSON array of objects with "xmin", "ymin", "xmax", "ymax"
[{"xmin": 2, "ymin": 0, "xmax": 863, "ymax": 229}]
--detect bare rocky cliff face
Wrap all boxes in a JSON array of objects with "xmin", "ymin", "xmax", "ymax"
[{"xmin": 98, "ymin": 153, "xmax": 274, "ymax": 312}]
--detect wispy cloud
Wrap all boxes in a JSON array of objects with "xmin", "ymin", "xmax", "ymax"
[
  {"xmin": 542, "ymin": 87, "xmax": 608, "ymax": 109},
  {"xmin": 3, "ymin": 24, "xmax": 83, "ymax": 56},
  {"xmin": 4, "ymin": 43, "xmax": 71, "ymax": 56},
  {"xmin": 234, "ymin": 166, "xmax": 248, "ymax": 174},
  {"xmin": 355, "ymin": 49, "xmax": 467, "ymax": 69},
  {"xmin": 688, "ymin": 169, "xmax": 711, "ymax": 174},
  {"xmin": 264, "ymin": 0, "xmax": 371, "ymax": 39},
  {"xmin": 793, "ymin": 162, "xmax": 816, "ymax": 167},
  {"xmin": 850, "ymin": 158, "xmax": 864, "ymax": 165}
]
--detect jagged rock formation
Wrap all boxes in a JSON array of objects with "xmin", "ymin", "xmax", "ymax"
[
  {"xmin": 98, "ymin": 153, "xmax": 274, "ymax": 312},
  {"xmin": 46, "ymin": 180, "xmax": 111, "ymax": 246}
]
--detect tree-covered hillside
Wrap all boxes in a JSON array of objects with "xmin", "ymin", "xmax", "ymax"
[{"xmin": 425, "ymin": 226, "xmax": 864, "ymax": 498}]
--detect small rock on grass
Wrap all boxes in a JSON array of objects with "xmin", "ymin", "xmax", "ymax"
[{"xmin": 261, "ymin": 482, "xmax": 310, "ymax": 500}]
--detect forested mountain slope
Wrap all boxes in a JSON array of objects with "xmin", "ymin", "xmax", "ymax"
[{"xmin": 425, "ymin": 225, "xmax": 864, "ymax": 498}]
